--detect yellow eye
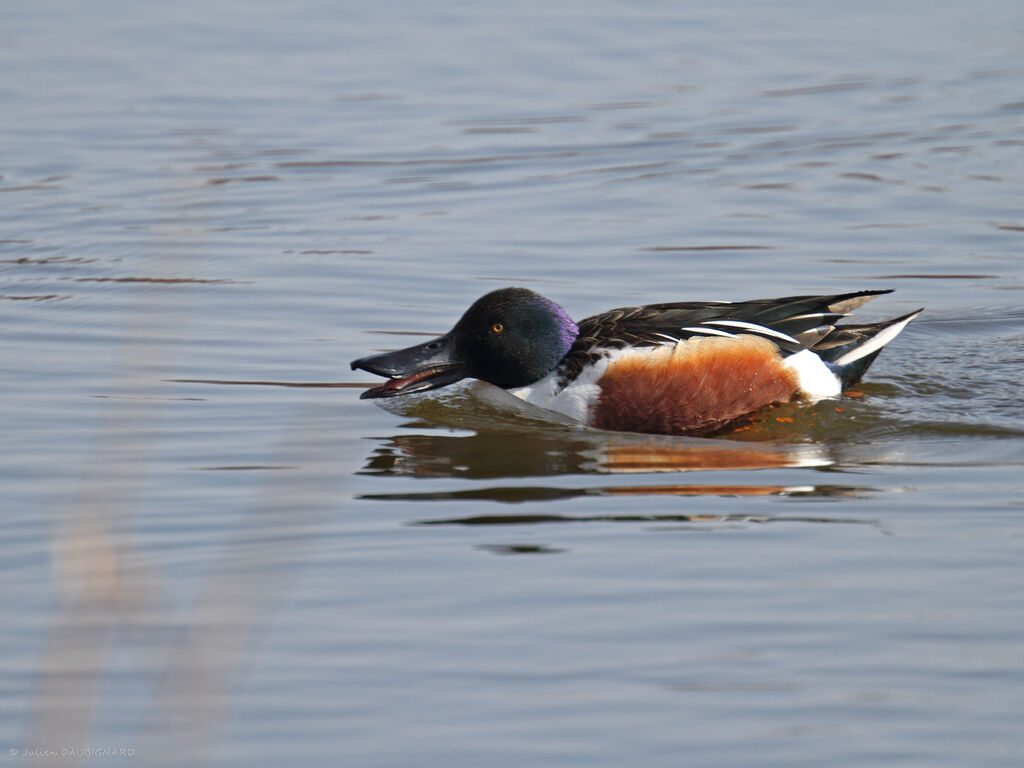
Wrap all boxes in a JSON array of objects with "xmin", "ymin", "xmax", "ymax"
[{"xmin": 492, "ymin": 322, "xmax": 504, "ymax": 333}]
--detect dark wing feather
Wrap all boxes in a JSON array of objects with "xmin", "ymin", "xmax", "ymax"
[{"xmin": 555, "ymin": 290, "xmax": 892, "ymax": 388}]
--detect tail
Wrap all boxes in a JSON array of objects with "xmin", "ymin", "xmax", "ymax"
[{"xmin": 813, "ymin": 308, "xmax": 923, "ymax": 389}]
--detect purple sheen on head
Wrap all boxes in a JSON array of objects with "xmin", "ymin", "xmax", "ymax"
[{"xmin": 538, "ymin": 295, "xmax": 580, "ymax": 354}]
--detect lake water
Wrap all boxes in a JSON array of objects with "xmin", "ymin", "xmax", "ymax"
[{"xmin": 3, "ymin": 1, "xmax": 1023, "ymax": 766}]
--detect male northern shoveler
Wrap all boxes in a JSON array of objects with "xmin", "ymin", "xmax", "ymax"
[{"xmin": 351, "ymin": 288, "xmax": 921, "ymax": 437}]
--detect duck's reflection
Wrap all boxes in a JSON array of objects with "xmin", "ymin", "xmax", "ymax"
[
  {"xmin": 361, "ymin": 381, "xmax": 836, "ymax": 477},
  {"xmin": 361, "ymin": 430, "xmax": 835, "ymax": 479},
  {"xmin": 356, "ymin": 383, "xmax": 879, "ymax": 508}
]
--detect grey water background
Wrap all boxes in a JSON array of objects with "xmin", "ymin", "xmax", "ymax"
[{"xmin": 3, "ymin": 1, "xmax": 1024, "ymax": 766}]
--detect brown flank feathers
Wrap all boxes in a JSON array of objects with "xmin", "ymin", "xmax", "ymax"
[{"xmin": 592, "ymin": 335, "xmax": 799, "ymax": 436}]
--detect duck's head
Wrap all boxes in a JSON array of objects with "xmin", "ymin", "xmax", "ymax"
[{"xmin": 351, "ymin": 287, "xmax": 580, "ymax": 399}]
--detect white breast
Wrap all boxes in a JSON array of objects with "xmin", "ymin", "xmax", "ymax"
[{"xmin": 507, "ymin": 355, "xmax": 612, "ymax": 423}]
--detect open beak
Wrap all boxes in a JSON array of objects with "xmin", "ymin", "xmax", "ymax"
[{"xmin": 350, "ymin": 333, "xmax": 469, "ymax": 399}]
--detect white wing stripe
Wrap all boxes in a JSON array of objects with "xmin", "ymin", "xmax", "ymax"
[
  {"xmin": 681, "ymin": 326, "xmax": 736, "ymax": 338},
  {"xmin": 702, "ymin": 320, "xmax": 800, "ymax": 344},
  {"xmin": 784, "ymin": 312, "xmax": 844, "ymax": 321}
]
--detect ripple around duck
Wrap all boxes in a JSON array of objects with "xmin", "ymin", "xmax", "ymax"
[{"xmin": 909, "ymin": 305, "xmax": 1024, "ymax": 337}]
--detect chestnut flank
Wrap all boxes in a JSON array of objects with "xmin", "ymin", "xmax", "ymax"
[{"xmin": 592, "ymin": 335, "xmax": 800, "ymax": 436}]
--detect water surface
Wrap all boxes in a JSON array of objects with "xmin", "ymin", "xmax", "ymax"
[{"xmin": 2, "ymin": 1, "xmax": 1024, "ymax": 766}]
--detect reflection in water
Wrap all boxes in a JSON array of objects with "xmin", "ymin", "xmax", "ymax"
[
  {"xmin": 358, "ymin": 381, "xmax": 833, "ymax": 479},
  {"xmin": 350, "ymin": 383, "xmax": 888, "ymax": 515},
  {"xmin": 360, "ymin": 430, "xmax": 832, "ymax": 479}
]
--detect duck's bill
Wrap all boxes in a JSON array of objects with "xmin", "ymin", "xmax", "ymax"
[{"xmin": 351, "ymin": 333, "xmax": 469, "ymax": 399}]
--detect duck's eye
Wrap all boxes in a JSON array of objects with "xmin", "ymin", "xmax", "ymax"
[{"xmin": 491, "ymin": 322, "xmax": 504, "ymax": 334}]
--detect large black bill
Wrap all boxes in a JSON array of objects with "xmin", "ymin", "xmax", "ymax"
[{"xmin": 350, "ymin": 333, "xmax": 469, "ymax": 399}]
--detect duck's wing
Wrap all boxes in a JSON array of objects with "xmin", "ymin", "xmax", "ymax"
[
  {"xmin": 555, "ymin": 290, "xmax": 895, "ymax": 387},
  {"xmin": 580, "ymin": 290, "xmax": 891, "ymax": 351}
]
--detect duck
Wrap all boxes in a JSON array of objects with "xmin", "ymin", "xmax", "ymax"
[{"xmin": 351, "ymin": 288, "xmax": 921, "ymax": 437}]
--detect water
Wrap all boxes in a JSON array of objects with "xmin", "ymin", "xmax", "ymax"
[{"xmin": 2, "ymin": 1, "xmax": 1023, "ymax": 766}]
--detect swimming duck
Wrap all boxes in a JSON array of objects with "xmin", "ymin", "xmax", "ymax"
[{"xmin": 351, "ymin": 288, "xmax": 920, "ymax": 436}]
